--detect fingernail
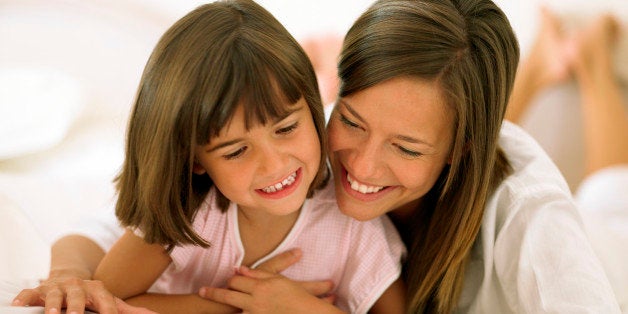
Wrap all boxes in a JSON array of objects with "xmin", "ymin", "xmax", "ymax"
[
  {"xmin": 11, "ymin": 299, "xmax": 21, "ymax": 306},
  {"xmin": 49, "ymin": 308, "xmax": 58, "ymax": 314},
  {"xmin": 292, "ymin": 248, "xmax": 302, "ymax": 257},
  {"xmin": 199, "ymin": 287, "xmax": 207, "ymax": 296}
]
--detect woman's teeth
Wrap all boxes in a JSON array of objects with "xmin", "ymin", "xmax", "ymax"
[
  {"xmin": 261, "ymin": 172, "xmax": 297, "ymax": 193},
  {"xmin": 347, "ymin": 173, "xmax": 384, "ymax": 194}
]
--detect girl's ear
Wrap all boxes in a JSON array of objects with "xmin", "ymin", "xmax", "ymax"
[{"xmin": 192, "ymin": 161, "xmax": 207, "ymax": 175}]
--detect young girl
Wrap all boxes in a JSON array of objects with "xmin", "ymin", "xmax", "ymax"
[{"xmin": 92, "ymin": 1, "xmax": 405, "ymax": 313}]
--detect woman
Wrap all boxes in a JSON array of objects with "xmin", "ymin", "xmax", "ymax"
[
  {"xmin": 14, "ymin": 0, "xmax": 620, "ymax": 313},
  {"xmin": 202, "ymin": 0, "xmax": 620, "ymax": 312}
]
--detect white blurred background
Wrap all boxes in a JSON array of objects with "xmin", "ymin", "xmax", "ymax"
[{"xmin": 0, "ymin": 0, "xmax": 627, "ymax": 308}]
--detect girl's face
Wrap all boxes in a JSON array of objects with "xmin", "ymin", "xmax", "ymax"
[
  {"xmin": 327, "ymin": 77, "xmax": 455, "ymax": 221},
  {"xmin": 194, "ymin": 98, "xmax": 321, "ymax": 216}
]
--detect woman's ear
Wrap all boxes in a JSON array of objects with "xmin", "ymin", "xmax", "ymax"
[{"xmin": 192, "ymin": 161, "xmax": 207, "ymax": 175}]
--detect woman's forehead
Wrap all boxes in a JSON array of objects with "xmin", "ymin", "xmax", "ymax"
[{"xmin": 339, "ymin": 77, "xmax": 454, "ymax": 146}]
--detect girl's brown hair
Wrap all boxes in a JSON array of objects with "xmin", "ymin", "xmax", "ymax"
[
  {"xmin": 339, "ymin": 0, "xmax": 519, "ymax": 312},
  {"xmin": 115, "ymin": 0, "xmax": 327, "ymax": 249}
]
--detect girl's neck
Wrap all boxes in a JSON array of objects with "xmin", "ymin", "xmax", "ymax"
[{"xmin": 237, "ymin": 205, "xmax": 302, "ymax": 266}]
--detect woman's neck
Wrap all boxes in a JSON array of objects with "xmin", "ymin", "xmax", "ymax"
[{"xmin": 387, "ymin": 198, "xmax": 421, "ymax": 244}]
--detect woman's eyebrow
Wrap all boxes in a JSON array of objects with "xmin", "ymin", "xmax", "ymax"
[
  {"xmin": 337, "ymin": 99, "xmax": 366, "ymax": 124},
  {"xmin": 339, "ymin": 99, "xmax": 433, "ymax": 147},
  {"xmin": 396, "ymin": 134, "xmax": 434, "ymax": 147}
]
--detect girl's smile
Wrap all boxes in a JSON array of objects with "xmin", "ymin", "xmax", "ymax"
[{"xmin": 256, "ymin": 168, "xmax": 302, "ymax": 199}]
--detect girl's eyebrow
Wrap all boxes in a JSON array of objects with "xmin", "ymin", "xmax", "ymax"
[
  {"xmin": 273, "ymin": 104, "xmax": 303, "ymax": 123},
  {"xmin": 206, "ymin": 104, "xmax": 306, "ymax": 153},
  {"xmin": 206, "ymin": 138, "xmax": 242, "ymax": 153}
]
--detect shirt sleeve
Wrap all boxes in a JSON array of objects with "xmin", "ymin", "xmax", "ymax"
[
  {"xmin": 493, "ymin": 190, "xmax": 621, "ymax": 313},
  {"xmin": 336, "ymin": 216, "xmax": 406, "ymax": 314}
]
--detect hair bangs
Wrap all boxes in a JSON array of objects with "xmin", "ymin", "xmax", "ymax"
[{"xmin": 196, "ymin": 37, "xmax": 305, "ymax": 144}]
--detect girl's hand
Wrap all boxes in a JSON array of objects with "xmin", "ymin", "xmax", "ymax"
[
  {"xmin": 13, "ymin": 276, "xmax": 156, "ymax": 314},
  {"xmin": 197, "ymin": 249, "xmax": 338, "ymax": 314},
  {"xmin": 199, "ymin": 266, "xmax": 337, "ymax": 314}
]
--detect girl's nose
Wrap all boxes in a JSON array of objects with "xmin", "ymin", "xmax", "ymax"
[{"xmin": 258, "ymin": 142, "xmax": 287, "ymax": 174}]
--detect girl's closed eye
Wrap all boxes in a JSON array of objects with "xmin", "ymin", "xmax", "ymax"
[
  {"xmin": 276, "ymin": 121, "xmax": 299, "ymax": 135},
  {"xmin": 223, "ymin": 146, "xmax": 248, "ymax": 160}
]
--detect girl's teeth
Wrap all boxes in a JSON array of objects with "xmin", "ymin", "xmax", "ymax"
[
  {"xmin": 261, "ymin": 172, "xmax": 297, "ymax": 193},
  {"xmin": 347, "ymin": 173, "xmax": 384, "ymax": 194}
]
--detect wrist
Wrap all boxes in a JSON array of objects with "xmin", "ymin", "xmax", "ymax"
[{"xmin": 48, "ymin": 267, "xmax": 93, "ymax": 280}]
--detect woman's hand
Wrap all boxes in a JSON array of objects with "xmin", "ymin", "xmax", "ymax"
[
  {"xmin": 13, "ymin": 275, "xmax": 155, "ymax": 314},
  {"xmin": 197, "ymin": 249, "xmax": 339, "ymax": 314}
]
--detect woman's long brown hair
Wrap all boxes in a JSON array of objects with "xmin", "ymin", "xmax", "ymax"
[{"xmin": 339, "ymin": 0, "xmax": 519, "ymax": 312}]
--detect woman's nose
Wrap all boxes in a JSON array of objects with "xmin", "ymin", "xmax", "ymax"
[{"xmin": 346, "ymin": 138, "xmax": 382, "ymax": 179}]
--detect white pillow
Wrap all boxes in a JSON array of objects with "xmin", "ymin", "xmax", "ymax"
[{"xmin": 0, "ymin": 68, "xmax": 83, "ymax": 160}]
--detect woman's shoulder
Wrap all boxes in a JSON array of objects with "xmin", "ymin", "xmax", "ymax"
[
  {"xmin": 496, "ymin": 121, "xmax": 572, "ymax": 199},
  {"xmin": 486, "ymin": 121, "xmax": 577, "ymax": 231}
]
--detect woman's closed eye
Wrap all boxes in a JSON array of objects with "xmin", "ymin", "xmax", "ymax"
[
  {"xmin": 394, "ymin": 144, "xmax": 423, "ymax": 158},
  {"xmin": 339, "ymin": 114, "xmax": 360, "ymax": 129}
]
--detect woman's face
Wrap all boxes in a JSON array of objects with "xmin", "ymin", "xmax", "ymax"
[{"xmin": 327, "ymin": 76, "xmax": 455, "ymax": 221}]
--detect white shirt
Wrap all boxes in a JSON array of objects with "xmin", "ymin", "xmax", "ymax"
[{"xmin": 457, "ymin": 121, "xmax": 620, "ymax": 313}]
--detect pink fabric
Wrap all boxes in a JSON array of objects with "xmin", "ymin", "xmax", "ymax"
[{"xmin": 150, "ymin": 182, "xmax": 405, "ymax": 313}]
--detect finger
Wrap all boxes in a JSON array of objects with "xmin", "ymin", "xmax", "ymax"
[
  {"xmin": 87, "ymin": 283, "xmax": 118, "ymax": 314},
  {"xmin": 199, "ymin": 286, "xmax": 250, "ymax": 310},
  {"xmin": 42, "ymin": 289, "xmax": 64, "ymax": 314},
  {"xmin": 299, "ymin": 280, "xmax": 335, "ymax": 297},
  {"xmin": 227, "ymin": 273, "xmax": 265, "ymax": 294},
  {"xmin": 237, "ymin": 266, "xmax": 277, "ymax": 279},
  {"xmin": 255, "ymin": 248, "xmax": 302, "ymax": 273},
  {"xmin": 12, "ymin": 289, "xmax": 44, "ymax": 307},
  {"xmin": 90, "ymin": 294, "xmax": 118, "ymax": 314},
  {"xmin": 64, "ymin": 286, "xmax": 87, "ymax": 314}
]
